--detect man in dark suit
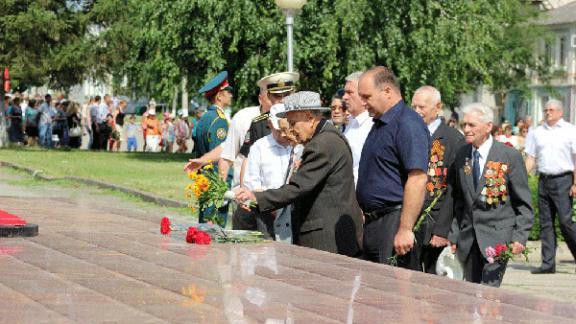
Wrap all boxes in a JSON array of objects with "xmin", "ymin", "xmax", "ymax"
[
  {"xmin": 409, "ymin": 86, "xmax": 465, "ymax": 273},
  {"xmin": 448, "ymin": 102, "xmax": 533, "ymax": 287},
  {"xmin": 235, "ymin": 91, "xmax": 363, "ymax": 256}
]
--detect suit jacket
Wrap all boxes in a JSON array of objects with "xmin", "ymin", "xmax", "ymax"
[
  {"xmin": 421, "ymin": 122, "xmax": 465, "ymax": 244},
  {"xmin": 255, "ymin": 122, "xmax": 363, "ymax": 256},
  {"xmin": 448, "ymin": 140, "xmax": 533, "ymax": 262}
]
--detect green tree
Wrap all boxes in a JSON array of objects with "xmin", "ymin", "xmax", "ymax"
[{"xmin": 98, "ymin": 0, "xmax": 545, "ymax": 110}]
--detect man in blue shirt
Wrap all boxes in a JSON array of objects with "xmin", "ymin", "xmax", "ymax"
[{"xmin": 357, "ymin": 66, "xmax": 430, "ymax": 264}]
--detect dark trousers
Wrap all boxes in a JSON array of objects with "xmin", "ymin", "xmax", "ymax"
[
  {"xmin": 538, "ymin": 173, "xmax": 576, "ymax": 270},
  {"xmin": 408, "ymin": 225, "xmax": 445, "ymax": 273},
  {"xmin": 363, "ymin": 209, "xmax": 401, "ymax": 264},
  {"xmin": 231, "ymin": 208, "xmax": 274, "ymax": 239},
  {"xmin": 464, "ymin": 239, "xmax": 508, "ymax": 287}
]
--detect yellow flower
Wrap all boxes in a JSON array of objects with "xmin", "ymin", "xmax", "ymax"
[
  {"xmin": 188, "ymin": 171, "xmax": 198, "ymax": 180},
  {"xmin": 203, "ymin": 164, "xmax": 213, "ymax": 171}
]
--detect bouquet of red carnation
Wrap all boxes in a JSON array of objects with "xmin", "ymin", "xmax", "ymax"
[
  {"xmin": 186, "ymin": 227, "xmax": 211, "ymax": 245},
  {"xmin": 485, "ymin": 243, "xmax": 530, "ymax": 264}
]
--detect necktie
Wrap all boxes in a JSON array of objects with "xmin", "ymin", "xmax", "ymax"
[{"xmin": 473, "ymin": 150, "xmax": 480, "ymax": 189}]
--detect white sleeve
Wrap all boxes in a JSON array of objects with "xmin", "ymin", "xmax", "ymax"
[
  {"xmin": 244, "ymin": 141, "xmax": 263, "ymax": 191},
  {"xmin": 220, "ymin": 115, "xmax": 242, "ymax": 161},
  {"xmin": 524, "ymin": 129, "xmax": 537, "ymax": 158}
]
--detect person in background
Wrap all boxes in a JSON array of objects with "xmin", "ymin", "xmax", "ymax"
[
  {"xmin": 67, "ymin": 102, "xmax": 82, "ymax": 149},
  {"xmin": 81, "ymin": 97, "xmax": 93, "ymax": 149},
  {"xmin": 125, "ymin": 115, "xmax": 139, "ymax": 152},
  {"xmin": 162, "ymin": 112, "xmax": 175, "ymax": 153},
  {"xmin": 343, "ymin": 71, "xmax": 373, "ymax": 186},
  {"xmin": 53, "ymin": 100, "xmax": 70, "ymax": 148},
  {"xmin": 38, "ymin": 94, "xmax": 56, "ymax": 148},
  {"xmin": 111, "ymin": 99, "xmax": 127, "ymax": 151},
  {"xmin": 145, "ymin": 110, "xmax": 161, "ymax": 152},
  {"xmin": 525, "ymin": 99, "xmax": 576, "ymax": 274},
  {"xmin": 330, "ymin": 90, "xmax": 347, "ymax": 132},
  {"xmin": 24, "ymin": 99, "xmax": 39, "ymax": 146},
  {"xmin": 496, "ymin": 122, "xmax": 519, "ymax": 149},
  {"xmin": 174, "ymin": 111, "xmax": 190, "ymax": 153},
  {"xmin": 516, "ymin": 125, "xmax": 529, "ymax": 155},
  {"xmin": 6, "ymin": 96, "xmax": 24, "ymax": 145}
]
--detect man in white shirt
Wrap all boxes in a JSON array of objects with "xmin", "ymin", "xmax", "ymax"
[
  {"xmin": 342, "ymin": 71, "xmax": 373, "ymax": 185},
  {"xmin": 525, "ymin": 99, "xmax": 576, "ymax": 274},
  {"xmin": 244, "ymin": 104, "xmax": 292, "ymax": 239}
]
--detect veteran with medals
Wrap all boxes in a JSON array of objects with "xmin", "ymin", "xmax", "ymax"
[
  {"xmin": 194, "ymin": 71, "xmax": 233, "ymax": 223},
  {"xmin": 448, "ymin": 102, "xmax": 533, "ymax": 287},
  {"xmin": 410, "ymin": 86, "xmax": 465, "ymax": 273}
]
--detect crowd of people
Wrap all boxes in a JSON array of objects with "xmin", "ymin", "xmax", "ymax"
[
  {"xmin": 2, "ymin": 93, "xmax": 199, "ymax": 153},
  {"xmin": 185, "ymin": 66, "xmax": 576, "ymax": 288}
]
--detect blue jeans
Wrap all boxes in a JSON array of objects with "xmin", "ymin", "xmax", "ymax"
[
  {"xmin": 127, "ymin": 137, "xmax": 137, "ymax": 152},
  {"xmin": 38, "ymin": 123, "xmax": 53, "ymax": 148}
]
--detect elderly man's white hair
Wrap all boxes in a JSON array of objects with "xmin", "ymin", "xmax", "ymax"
[
  {"xmin": 414, "ymin": 86, "xmax": 441, "ymax": 105},
  {"xmin": 345, "ymin": 71, "xmax": 364, "ymax": 83},
  {"xmin": 462, "ymin": 102, "xmax": 494, "ymax": 124},
  {"xmin": 545, "ymin": 99, "xmax": 564, "ymax": 111}
]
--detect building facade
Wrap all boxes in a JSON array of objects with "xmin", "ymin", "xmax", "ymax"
[{"xmin": 530, "ymin": 1, "xmax": 576, "ymax": 124}]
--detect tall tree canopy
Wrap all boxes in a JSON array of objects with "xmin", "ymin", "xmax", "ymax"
[{"xmin": 1, "ymin": 0, "xmax": 548, "ymax": 109}]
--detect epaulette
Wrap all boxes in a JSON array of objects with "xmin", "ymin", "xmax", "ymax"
[{"xmin": 252, "ymin": 112, "xmax": 269, "ymax": 123}]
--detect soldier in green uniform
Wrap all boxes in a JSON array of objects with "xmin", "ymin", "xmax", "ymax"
[
  {"xmin": 194, "ymin": 71, "xmax": 233, "ymax": 224},
  {"xmin": 194, "ymin": 71, "xmax": 233, "ymax": 157}
]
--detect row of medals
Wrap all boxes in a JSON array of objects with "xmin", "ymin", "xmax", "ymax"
[{"xmin": 480, "ymin": 169, "xmax": 507, "ymax": 205}]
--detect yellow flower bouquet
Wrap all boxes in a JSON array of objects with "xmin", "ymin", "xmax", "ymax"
[{"xmin": 185, "ymin": 164, "xmax": 230, "ymax": 225}]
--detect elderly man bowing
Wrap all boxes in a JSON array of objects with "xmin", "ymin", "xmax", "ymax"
[{"xmin": 235, "ymin": 91, "xmax": 363, "ymax": 256}]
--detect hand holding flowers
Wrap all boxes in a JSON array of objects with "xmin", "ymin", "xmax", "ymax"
[{"xmin": 485, "ymin": 242, "xmax": 529, "ymax": 264}]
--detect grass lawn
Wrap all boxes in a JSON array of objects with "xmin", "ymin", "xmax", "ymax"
[{"xmin": 0, "ymin": 147, "xmax": 192, "ymax": 202}]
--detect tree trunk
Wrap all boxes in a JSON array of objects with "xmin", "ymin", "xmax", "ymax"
[
  {"xmin": 181, "ymin": 75, "xmax": 188, "ymax": 117},
  {"xmin": 0, "ymin": 71, "xmax": 8, "ymax": 147},
  {"xmin": 171, "ymin": 85, "xmax": 178, "ymax": 116}
]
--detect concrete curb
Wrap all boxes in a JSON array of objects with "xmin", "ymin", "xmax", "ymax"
[{"xmin": 0, "ymin": 161, "xmax": 188, "ymax": 208}]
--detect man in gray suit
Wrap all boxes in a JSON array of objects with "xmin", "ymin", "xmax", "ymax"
[
  {"xmin": 448, "ymin": 102, "xmax": 533, "ymax": 287},
  {"xmin": 235, "ymin": 91, "xmax": 363, "ymax": 257}
]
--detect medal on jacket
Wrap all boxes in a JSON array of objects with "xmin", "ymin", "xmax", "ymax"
[{"xmin": 464, "ymin": 158, "xmax": 472, "ymax": 175}]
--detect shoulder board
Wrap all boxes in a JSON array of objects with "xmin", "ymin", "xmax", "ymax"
[{"xmin": 252, "ymin": 112, "xmax": 269, "ymax": 123}]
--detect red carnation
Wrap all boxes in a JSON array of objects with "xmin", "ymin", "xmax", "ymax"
[
  {"xmin": 186, "ymin": 227, "xmax": 199, "ymax": 243},
  {"xmin": 185, "ymin": 226, "xmax": 211, "ymax": 245},
  {"xmin": 504, "ymin": 142, "xmax": 513, "ymax": 148},
  {"xmin": 160, "ymin": 217, "xmax": 171, "ymax": 235},
  {"xmin": 495, "ymin": 243, "xmax": 508, "ymax": 257},
  {"xmin": 194, "ymin": 231, "xmax": 211, "ymax": 245}
]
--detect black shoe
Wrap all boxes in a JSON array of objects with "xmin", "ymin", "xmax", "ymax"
[{"xmin": 531, "ymin": 267, "xmax": 555, "ymax": 274}]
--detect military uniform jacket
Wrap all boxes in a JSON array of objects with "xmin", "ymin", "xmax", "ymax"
[
  {"xmin": 420, "ymin": 122, "xmax": 465, "ymax": 244},
  {"xmin": 194, "ymin": 105, "xmax": 228, "ymax": 156},
  {"xmin": 448, "ymin": 140, "xmax": 533, "ymax": 262},
  {"xmin": 239, "ymin": 112, "xmax": 270, "ymax": 157},
  {"xmin": 254, "ymin": 121, "xmax": 363, "ymax": 256}
]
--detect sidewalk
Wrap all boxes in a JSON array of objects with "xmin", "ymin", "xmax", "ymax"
[{"xmin": 503, "ymin": 241, "xmax": 576, "ymax": 303}]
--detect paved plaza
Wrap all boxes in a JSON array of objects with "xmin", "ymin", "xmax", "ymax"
[{"xmin": 0, "ymin": 170, "xmax": 575, "ymax": 323}]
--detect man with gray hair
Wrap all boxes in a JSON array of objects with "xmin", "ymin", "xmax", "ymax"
[
  {"xmin": 525, "ymin": 99, "xmax": 576, "ymax": 274},
  {"xmin": 343, "ymin": 71, "xmax": 373, "ymax": 185},
  {"xmin": 409, "ymin": 86, "xmax": 464, "ymax": 273},
  {"xmin": 448, "ymin": 102, "xmax": 532, "ymax": 287}
]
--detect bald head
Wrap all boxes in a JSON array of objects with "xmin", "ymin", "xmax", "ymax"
[{"xmin": 411, "ymin": 86, "xmax": 443, "ymax": 125}]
